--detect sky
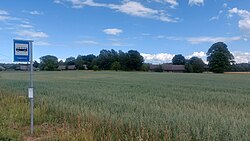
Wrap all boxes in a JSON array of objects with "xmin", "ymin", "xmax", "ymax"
[{"xmin": 0, "ymin": 0, "xmax": 250, "ymax": 64}]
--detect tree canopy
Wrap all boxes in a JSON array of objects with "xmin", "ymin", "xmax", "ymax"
[
  {"xmin": 188, "ymin": 57, "xmax": 205, "ymax": 73},
  {"xmin": 39, "ymin": 55, "xmax": 59, "ymax": 71},
  {"xmin": 207, "ymin": 42, "xmax": 234, "ymax": 73},
  {"xmin": 172, "ymin": 54, "xmax": 186, "ymax": 65}
]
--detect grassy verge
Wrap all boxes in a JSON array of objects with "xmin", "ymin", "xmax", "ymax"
[{"xmin": 0, "ymin": 92, "xmax": 96, "ymax": 141}]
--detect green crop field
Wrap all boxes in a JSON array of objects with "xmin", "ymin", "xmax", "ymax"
[{"xmin": 0, "ymin": 71, "xmax": 250, "ymax": 140}]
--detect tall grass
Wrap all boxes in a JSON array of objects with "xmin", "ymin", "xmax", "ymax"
[{"xmin": 0, "ymin": 71, "xmax": 249, "ymax": 140}]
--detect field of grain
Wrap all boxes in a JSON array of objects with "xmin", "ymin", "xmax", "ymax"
[{"xmin": 0, "ymin": 71, "xmax": 250, "ymax": 140}]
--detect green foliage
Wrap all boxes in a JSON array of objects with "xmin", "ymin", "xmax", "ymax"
[
  {"xmin": 39, "ymin": 55, "xmax": 59, "ymax": 71},
  {"xmin": 93, "ymin": 65, "xmax": 99, "ymax": 71},
  {"xmin": 65, "ymin": 56, "xmax": 76, "ymax": 66},
  {"xmin": 207, "ymin": 42, "xmax": 234, "ymax": 73},
  {"xmin": 172, "ymin": 54, "xmax": 186, "ymax": 65},
  {"xmin": 111, "ymin": 61, "xmax": 121, "ymax": 71},
  {"xmin": 126, "ymin": 50, "xmax": 144, "ymax": 71},
  {"xmin": 186, "ymin": 57, "xmax": 205, "ymax": 73},
  {"xmin": 230, "ymin": 63, "xmax": 250, "ymax": 72},
  {"xmin": 141, "ymin": 63, "xmax": 150, "ymax": 71},
  {"xmin": 185, "ymin": 62, "xmax": 193, "ymax": 73},
  {"xmin": 154, "ymin": 65, "xmax": 163, "ymax": 72},
  {"xmin": 33, "ymin": 60, "xmax": 39, "ymax": 68}
]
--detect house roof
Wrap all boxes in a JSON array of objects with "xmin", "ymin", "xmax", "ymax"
[
  {"xmin": 67, "ymin": 65, "xmax": 76, "ymax": 70},
  {"xmin": 162, "ymin": 64, "xmax": 185, "ymax": 71},
  {"xmin": 58, "ymin": 65, "xmax": 66, "ymax": 70}
]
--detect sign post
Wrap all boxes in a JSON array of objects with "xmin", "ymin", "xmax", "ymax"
[{"xmin": 14, "ymin": 39, "xmax": 34, "ymax": 135}]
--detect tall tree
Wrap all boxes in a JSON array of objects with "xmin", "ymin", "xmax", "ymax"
[
  {"xmin": 189, "ymin": 57, "xmax": 205, "ymax": 73},
  {"xmin": 207, "ymin": 42, "xmax": 234, "ymax": 73},
  {"xmin": 65, "ymin": 57, "xmax": 76, "ymax": 65},
  {"xmin": 172, "ymin": 54, "xmax": 186, "ymax": 65},
  {"xmin": 39, "ymin": 55, "xmax": 59, "ymax": 71},
  {"xmin": 127, "ymin": 50, "xmax": 144, "ymax": 71}
]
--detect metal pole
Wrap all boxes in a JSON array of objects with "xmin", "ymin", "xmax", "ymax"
[{"xmin": 29, "ymin": 41, "xmax": 34, "ymax": 135}]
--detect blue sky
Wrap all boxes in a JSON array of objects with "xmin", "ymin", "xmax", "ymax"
[{"xmin": 0, "ymin": 0, "xmax": 250, "ymax": 64}]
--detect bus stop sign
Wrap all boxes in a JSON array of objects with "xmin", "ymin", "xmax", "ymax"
[{"xmin": 14, "ymin": 40, "xmax": 30, "ymax": 62}]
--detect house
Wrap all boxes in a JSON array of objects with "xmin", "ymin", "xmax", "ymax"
[
  {"xmin": 149, "ymin": 64, "xmax": 161, "ymax": 72},
  {"xmin": 162, "ymin": 64, "xmax": 185, "ymax": 72},
  {"xmin": 0, "ymin": 65, "xmax": 5, "ymax": 71},
  {"xmin": 67, "ymin": 65, "xmax": 76, "ymax": 70},
  {"xmin": 16, "ymin": 65, "xmax": 30, "ymax": 71},
  {"xmin": 150, "ymin": 64, "xmax": 186, "ymax": 73},
  {"xmin": 58, "ymin": 65, "xmax": 66, "ymax": 71}
]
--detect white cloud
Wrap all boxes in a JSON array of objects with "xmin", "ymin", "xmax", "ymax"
[
  {"xmin": 188, "ymin": 0, "xmax": 204, "ymax": 6},
  {"xmin": 232, "ymin": 51, "xmax": 250, "ymax": 63},
  {"xmin": 59, "ymin": 0, "xmax": 178, "ymax": 23},
  {"xmin": 152, "ymin": 0, "xmax": 178, "ymax": 7},
  {"xmin": 228, "ymin": 8, "xmax": 250, "ymax": 34},
  {"xmin": 19, "ymin": 24, "xmax": 33, "ymax": 28},
  {"xmin": 0, "ymin": 15, "xmax": 10, "ymax": 21},
  {"xmin": 34, "ymin": 41, "xmax": 51, "ymax": 46},
  {"xmin": 0, "ymin": 10, "xmax": 9, "ymax": 15},
  {"xmin": 187, "ymin": 36, "xmax": 241, "ymax": 44},
  {"xmin": 29, "ymin": 10, "xmax": 43, "ymax": 15},
  {"xmin": 209, "ymin": 16, "xmax": 219, "ymax": 21},
  {"xmin": 160, "ymin": 35, "xmax": 242, "ymax": 44},
  {"xmin": 186, "ymin": 51, "xmax": 207, "ymax": 63},
  {"xmin": 118, "ymin": 1, "xmax": 158, "ymax": 17},
  {"xmin": 22, "ymin": 10, "xmax": 44, "ymax": 15},
  {"xmin": 223, "ymin": 3, "xmax": 228, "ymax": 8},
  {"xmin": 141, "ymin": 53, "xmax": 175, "ymax": 64},
  {"xmin": 187, "ymin": 51, "xmax": 206, "ymax": 58},
  {"xmin": 75, "ymin": 40, "xmax": 99, "ymax": 45},
  {"xmin": 103, "ymin": 28, "xmax": 123, "ymax": 35},
  {"xmin": 209, "ymin": 10, "xmax": 223, "ymax": 21},
  {"xmin": 15, "ymin": 30, "xmax": 48, "ymax": 38},
  {"xmin": 54, "ymin": 0, "xmax": 63, "ymax": 4},
  {"xmin": 164, "ymin": 0, "xmax": 178, "ymax": 6}
]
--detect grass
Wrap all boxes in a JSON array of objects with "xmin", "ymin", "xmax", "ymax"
[{"xmin": 0, "ymin": 71, "xmax": 250, "ymax": 140}]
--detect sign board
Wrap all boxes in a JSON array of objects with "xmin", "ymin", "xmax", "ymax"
[
  {"xmin": 14, "ymin": 40, "xmax": 30, "ymax": 62},
  {"xmin": 28, "ymin": 87, "xmax": 34, "ymax": 98}
]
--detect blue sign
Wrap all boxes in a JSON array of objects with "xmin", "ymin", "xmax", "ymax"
[{"xmin": 14, "ymin": 40, "xmax": 30, "ymax": 62}]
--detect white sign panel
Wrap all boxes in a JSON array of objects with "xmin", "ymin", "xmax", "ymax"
[
  {"xmin": 15, "ymin": 43, "xmax": 29, "ymax": 56},
  {"xmin": 28, "ymin": 88, "xmax": 34, "ymax": 98}
]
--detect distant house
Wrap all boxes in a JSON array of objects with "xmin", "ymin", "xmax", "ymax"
[
  {"xmin": 16, "ymin": 65, "xmax": 29, "ymax": 71},
  {"xmin": 150, "ymin": 64, "xmax": 186, "ymax": 73},
  {"xmin": 67, "ymin": 65, "xmax": 76, "ymax": 70},
  {"xmin": 149, "ymin": 64, "xmax": 160, "ymax": 71},
  {"xmin": 0, "ymin": 65, "xmax": 5, "ymax": 71},
  {"xmin": 162, "ymin": 64, "xmax": 185, "ymax": 72},
  {"xmin": 58, "ymin": 65, "xmax": 66, "ymax": 71}
]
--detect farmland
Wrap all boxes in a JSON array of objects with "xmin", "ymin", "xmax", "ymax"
[{"xmin": 0, "ymin": 71, "xmax": 250, "ymax": 140}]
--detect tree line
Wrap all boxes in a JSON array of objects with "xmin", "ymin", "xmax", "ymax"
[
  {"xmin": 37, "ymin": 49, "xmax": 144, "ymax": 71},
  {"xmin": 17, "ymin": 42, "xmax": 249, "ymax": 73}
]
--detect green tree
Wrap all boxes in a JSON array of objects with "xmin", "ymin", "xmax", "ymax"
[
  {"xmin": 207, "ymin": 42, "xmax": 234, "ymax": 73},
  {"xmin": 111, "ymin": 61, "xmax": 121, "ymax": 71},
  {"xmin": 189, "ymin": 57, "xmax": 205, "ymax": 73},
  {"xmin": 33, "ymin": 60, "xmax": 39, "ymax": 68},
  {"xmin": 65, "ymin": 57, "xmax": 76, "ymax": 65},
  {"xmin": 93, "ymin": 65, "xmax": 99, "ymax": 71},
  {"xmin": 127, "ymin": 50, "xmax": 144, "ymax": 71},
  {"xmin": 185, "ymin": 61, "xmax": 193, "ymax": 73},
  {"xmin": 75, "ymin": 55, "xmax": 85, "ymax": 70},
  {"xmin": 39, "ymin": 55, "xmax": 59, "ymax": 71},
  {"xmin": 141, "ymin": 63, "xmax": 150, "ymax": 71},
  {"xmin": 172, "ymin": 54, "xmax": 186, "ymax": 65}
]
